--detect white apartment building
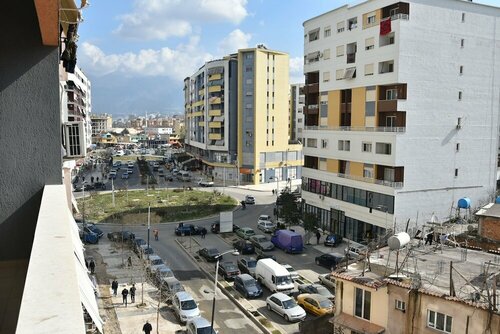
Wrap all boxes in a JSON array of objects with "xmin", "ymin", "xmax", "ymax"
[
  {"xmin": 290, "ymin": 83, "xmax": 305, "ymax": 142},
  {"xmin": 90, "ymin": 113, "xmax": 112, "ymax": 138},
  {"xmin": 302, "ymin": 0, "xmax": 500, "ymax": 242}
]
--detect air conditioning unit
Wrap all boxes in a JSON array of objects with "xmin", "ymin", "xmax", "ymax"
[{"xmin": 63, "ymin": 121, "xmax": 86, "ymax": 158}]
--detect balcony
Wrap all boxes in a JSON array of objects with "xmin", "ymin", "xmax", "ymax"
[
  {"xmin": 208, "ymin": 73, "xmax": 222, "ymax": 81},
  {"xmin": 304, "ymin": 83, "xmax": 319, "ymax": 94},
  {"xmin": 208, "ymin": 85, "xmax": 222, "ymax": 93},
  {"xmin": 382, "ymin": 2, "xmax": 410, "ymax": 21},
  {"xmin": 303, "ymin": 125, "xmax": 406, "ymax": 133},
  {"xmin": 198, "ymin": 121, "xmax": 205, "ymax": 126},
  {"xmin": 209, "ymin": 97, "xmax": 222, "ymax": 104},
  {"xmin": 209, "ymin": 121, "xmax": 221, "ymax": 128},
  {"xmin": 208, "ymin": 109, "xmax": 222, "ymax": 117},
  {"xmin": 199, "ymin": 88, "xmax": 205, "ymax": 96},
  {"xmin": 377, "ymin": 100, "xmax": 398, "ymax": 112},
  {"xmin": 304, "ymin": 104, "xmax": 319, "ymax": 115},
  {"xmin": 208, "ymin": 133, "xmax": 222, "ymax": 140}
]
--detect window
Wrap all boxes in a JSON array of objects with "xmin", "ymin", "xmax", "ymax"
[
  {"xmin": 461, "ymin": 12, "xmax": 465, "ymax": 22},
  {"xmin": 459, "ymin": 65, "xmax": 463, "ymax": 75},
  {"xmin": 336, "ymin": 45, "xmax": 345, "ymax": 57},
  {"xmin": 307, "ymin": 138, "xmax": 317, "ymax": 148},
  {"xmin": 246, "ymin": 91, "xmax": 253, "ymax": 96},
  {"xmin": 323, "ymin": 71, "xmax": 330, "ymax": 82},
  {"xmin": 395, "ymin": 299, "xmax": 406, "ymax": 311},
  {"xmin": 246, "ymin": 79, "xmax": 253, "ymax": 84},
  {"xmin": 376, "ymin": 143, "xmax": 391, "ymax": 155},
  {"xmin": 338, "ymin": 140, "xmax": 351, "ymax": 151},
  {"xmin": 309, "ymin": 29, "xmax": 320, "ymax": 42},
  {"xmin": 362, "ymin": 142, "xmax": 372, "ymax": 152},
  {"xmin": 245, "ymin": 53, "xmax": 253, "ymax": 59},
  {"xmin": 355, "ymin": 288, "xmax": 371, "ymax": 320},
  {"xmin": 458, "ymin": 91, "xmax": 462, "ymax": 100},
  {"xmin": 344, "ymin": 67, "xmax": 356, "ymax": 79},
  {"xmin": 455, "ymin": 168, "xmax": 458, "ymax": 177},
  {"xmin": 427, "ymin": 310, "xmax": 452, "ymax": 333},
  {"xmin": 461, "ymin": 39, "xmax": 465, "ymax": 48},
  {"xmin": 321, "ymin": 139, "xmax": 328, "ymax": 148},
  {"xmin": 456, "ymin": 143, "xmax": 460, "ymax": 152},
  {"xmin": 336, "ymin": 69, "xmax": 344, "ymax": 80},
  {"xmin": 386, "ymin": 89, "xmax": 397, "ymax": 100},
  {"xmin": 365, "ymin": 37, "xmax": 375, "ymax": 50},
  {"xmin": 363, "ymin": 165, "xmax": 374, "ymax": 178},
  {"xmin": 379, "ymin": 60, "xmax": 394, "ymax": 74},
  {"xmin": 324, "ymin": 26, "xmax": 331, "ymax": 37},
  {"xmin": 365, "ymin": 63, "xmax": 374, "ymax": 76},
  {"xmin": 337, "ymin": 21, "xmax": 345, "ymax": 33},
  {"xmin": 245, "ymin": 66, "xmax": 252, "ymax": 72},
  {"xmin": 323, "ymin": 49, "xmax": 331, "ymax": 60},
  {"xmin": 348, "ymin": 17, "xmax": 358, "ymax": 30},
  {"xmin": 367, "ymin": 15, "xmax": 376, "ymax": 24}
]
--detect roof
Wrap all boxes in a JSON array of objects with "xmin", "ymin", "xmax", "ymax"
[
  {"xmin": 475, "ymin": 203, "xmax": 500, "ymax": 218},
  {"xmin": 175, "ymin": 291, "xmax": 193, "ymax": 301},
  {"xmin": 330, "ymin": 313, "xmax": 385, "ymax": 334},
  {"xmin": 330, "ymin": 272, "xmax": 387, "ymax": 290}
]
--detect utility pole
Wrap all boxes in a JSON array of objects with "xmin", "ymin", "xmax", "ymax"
[{"xmin": 111, "ymin": 177, "xmax": 115, "ymax": 207}]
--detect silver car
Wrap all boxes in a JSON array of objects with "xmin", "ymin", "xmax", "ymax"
[
  {"xmin": 266, "ymin": 292, "xmax": 306, "ymax": 322},
  {"xmin": 249, "ymin": 234, "xmax": 275, "ymax": 251}
]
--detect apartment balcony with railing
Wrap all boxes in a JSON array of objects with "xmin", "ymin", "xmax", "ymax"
[
  {"xmin": 382, "ymin": 2, "xmax": 410, "ymax": 21},
  {"xmin": 377, "ymin": 84, "xmax": 407, "ymax": 113}
]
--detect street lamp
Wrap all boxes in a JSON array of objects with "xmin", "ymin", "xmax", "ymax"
[{"xmin": 210, "ymin": 249, "xmax": 239, "ymax": 334}]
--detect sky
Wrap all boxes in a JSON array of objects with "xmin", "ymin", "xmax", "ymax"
[{"xmin": 77, "ymin": 0, "xmax": 500, "ymax": 118}]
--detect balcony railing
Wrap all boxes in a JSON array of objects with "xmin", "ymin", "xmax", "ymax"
[
  {"xmin": 389, "ymin": 13, "xmax": 409, "ymax": 21},
  {"xmin": 303, "ymin": 125, "xmax": 405, "ymax": 133},
  {"xmin": 337, "ymin": 173, "xmax": 404, "ymax": 189}
]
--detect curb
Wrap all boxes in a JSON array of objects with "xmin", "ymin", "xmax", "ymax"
[{"xmin": 175, "ymin": 239, "xmax": 276, "ymax": 334}]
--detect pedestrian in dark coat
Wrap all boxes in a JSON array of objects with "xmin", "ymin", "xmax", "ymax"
[
  {"xmin": 201, "ymin": 228, "xmax": 207, "ymax": 239},
  {"xmin": 130, "ymin": 284, "xmax": 136, "ymax": 303},
  {"xmin": 122, "ymin": 287, "xmax": 129, "ymax": 306},
  {"xmin": 89, "ymin": 259, "xmax": 96, "ymax": 274},
  {"xmin": 111, "ymin": 280, "xmax": 118, "ymax": 296},
  {"xmin": 143, "ymin": 320, "xmax": 153, "ymax": 334},
  {"xmin": 316, "ymin": 230, "xmax": 321, "ymax": 245}
]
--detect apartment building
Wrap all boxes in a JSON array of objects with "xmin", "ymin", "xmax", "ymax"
[
  {"xmin": 0, "ymin": 1, "xmax": 102, "ymax": 332},
  {"xmin": 290, "ymin": 83, "xmax": 305, "ymax": 142},
  {"xmin": 185, "ymin": 46, "xmax": 303, "ymax": 184},
  {"xmin": 90, "ymin": 113, "xmax": 112, "ymax": 140},
  {"xmin": 302, "ymin": 0, "xmax": 500, "ymax": 242}
]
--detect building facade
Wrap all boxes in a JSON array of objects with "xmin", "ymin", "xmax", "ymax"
[
  {"xmin": 185, "ymin": 46, "xmax": 303, "ymax": 185},
  {"xmin": 302, "ymin": 0, "xmax": 500, "ymax": 242},
  {"xmin": 90, "ymin": 113, "xmax": 112, "ymax": 141},
  {"xmin": 290, "ymin": 83, "xmax": 305, "ymax": 142}
]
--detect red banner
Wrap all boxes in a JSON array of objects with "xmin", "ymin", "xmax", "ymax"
[{"xmin": 380, "ymin": 18, "xmax": 391, "ymax": 35}]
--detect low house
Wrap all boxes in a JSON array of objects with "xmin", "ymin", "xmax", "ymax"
[{"xmin": 475, "ymin": 203, "xmax": 500, "ymax": 242}]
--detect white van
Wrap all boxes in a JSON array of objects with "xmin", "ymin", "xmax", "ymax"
[
  {"xmin": 177, "ymin": 170, "xmax": 191, "ymax": 182},
  {"xmin": 255, "ymin": 258, "xmax": 294, "ymax": 294}
]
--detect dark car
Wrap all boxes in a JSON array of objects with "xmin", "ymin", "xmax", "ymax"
[
  {"xmin": 232, "ymin": 240, "xmax": 255, "ymax": 255},
  {"xmin": 198, "ymin": 248, "xmax": 221, "ymax": 262},
  {"xmin": 139, "ymin": 245, "xmax": 154, "ymax": 258},
  {"xmin": 255, "ymin": 249, "xmax": 277, "ymax": 261},
  {"xmin": 315, "ymin": 253, "xmax": 345, "ymax": 270},
  {"xmin": 175, "ymin": 224, "xmax": 203, "ymax": 236},
  {"xmin": 237, "ymin": 257, "xmax": 257, "ymax": 277},
  {"xmin": 249, "ymin": 234, "xmax": 275, "ymax": 251},
  {"xmin": 80, "ymin": 228, "xmax": 99, "ymax": 244},
  {"xmin": 234, "ymin": 274, "xmax": 262, "ymax": 298},
  {"xmin": 133, "ymin": 238, "xmax": 147, "ymax": 253},
  {"xmin": 107, "ymin": 231, "xmax": 135, "ymax": 242},
  {"xmin": 93, "ymin": 182, "xmax": 107, "ymax": 190},
  {"xmin": 73, "ymin": 183, "xmax": 95, "ymax": 192},
  {"xmin": 86, "ymin": 224, "xmax": 104, "ymax": 238},
  {"xmin": 211, "ymin": 222, "xmax": 240, "ymax": 233},
  {"xmin": 297, "ymin": 283, "xmax": 334, "ymax": 300},
  {"xmin": 218, "ymin": 261, "xmax": 240, "ymax": 280},
  {"xmin": 324, "ymin": 234, "xmax": 343, "ymax": 247}
]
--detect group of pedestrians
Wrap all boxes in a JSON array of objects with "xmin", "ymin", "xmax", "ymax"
[{"xmin": 111, "ymin": 280, "xmax": 136, "ymax": 307}]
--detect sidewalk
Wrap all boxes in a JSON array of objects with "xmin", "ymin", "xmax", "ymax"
[{"xmin": 87, "ymin": 241, "xmax": 182, "ymax": 334}]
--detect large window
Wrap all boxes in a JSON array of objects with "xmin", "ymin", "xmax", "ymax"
[
  {"xmin": 376, "ymin": 142, "xmax": 392, "ymax": 155},
  {"xmin": 427, "ymin": 310, "xmax": 452, "ymax": 333},
  {"xmin": 338, "ymin": 140, "xmax": 351, "ymax": 151},
  {"xmin": 355, "ymin": 288, "xmax": 371, "ymax": 320}
]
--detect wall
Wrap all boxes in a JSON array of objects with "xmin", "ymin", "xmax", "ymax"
[
  {"xmin": 479, "ymin": 216, "xmax": 500, "ymax": 241},
  {"xmin": 0, "ymin": 0, "xmax": 62, "ymax": 261}
]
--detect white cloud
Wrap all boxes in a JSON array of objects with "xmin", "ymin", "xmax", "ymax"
[
  {"xmin": 217, "ymin": 29, "xmax": 251, "ymax": 55},
  {"xmin": 115, "ymin": 0, "xmax": 248, "ymax": 40},
  {"xmin": 79, "ymin": 37, "xmax": 213, "ymax": 81},
  {"xmin": 289, "ymin": 56, "xmax": 304, "ymax": 84}
]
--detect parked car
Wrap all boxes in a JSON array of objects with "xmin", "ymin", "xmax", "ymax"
[
  {"xmin": 121, "ymin": 172, "xmax": 129, "ymax": 179},
  {"xmin": 147, "ymin": 255, "xmax": 165, "ymax": 274},
  {"xmin": 107, "ymin": 231, "xmax": 135, "ymax": 242},
  {"xmin": 257, "ymin": 215, "xmax": 276, "ymax": 233},
  {"xmin": 318, "ymin": 273, "xmax": 337, "ymax": 290},
  {"xmin": 218, "ymin": 261, "xmax": 240, "ymax": 280},
  {"xmin": 175, "ymin": 224, "xmax": 203, "ymax": 236},
  {"xmin": 236, "ymin": 227, "xmax": 256, "ymax": 240},
  {"xmin": 198, "ymin": 248, "xmax": 221, "ymax": 262},
  {"xmin": 80, "ymin": 228, "xmax": 99, "ymax": 244},
  {"xmin": 127, "ymin": 162, "xmax": 134, "ymax": 169},
  {"xmin": 234, "ymin": 274, "xmax": 262, "ymax": 298},
  {"xmin": 139, "ymin": 245, "xmax": 155, "ymax": 258},
  {"xmin": 271, "ymin": 230, "xmax": 303, "ymax": 254},
  {"xmin": 133, "ymin": 238, "xmax": 147, "ymax": 254},
  {"xmin": 297, "ymin": 293, "xmax": 334, "ymax": 316},
  {"xmin": 155, "ymin": 266, "xmax": 174, "ymax": 285},
  {"xmin": 266, "ymin": 292, "xmax": 306, "ymax": 322},
  {"xmin": 297, "ymin": 284, "xmax": 334, "ymax": 300},
  {"xmin": 232, "ymin": 240, "xmax": 255, "ymax": 255},
  {"xmin": 197, "ymin": 179, "xmax": 214, "ymax": 187},
  {"xmin": 86, "ymin": 224, "xmax": 104, "ymax": 238},
  {"xmin": 172, "ymin": 291, "xmax": 200, "ymax": 324},
  {"xmin": 315, "ymin": 253, "xmax": 345, "ymax": 270},
  {"xmin": 249, "ymin": 234, "xmax": 275, "ymax": 251},
  {"xmin": 324, "ymin": 233, "xmax": 343, "ymax": 247},
  {"xmin": 282, "ymin": 264, "xmax": 299, "ymax": 280},
  {"xmin": 255, "ymin": 249, "xmax": 277, "ymax": 261},
  {"xmin": 244, "ymin": 195, "xmax": 255, "ymax": 204},
  {"xmin": 186, "ymin": 317, "xmax": 216, "ymax": 334},
  {"xmin": 237, "ymin": 257, "xmax": 257, "ymax": 277},
  {"xmin": 164, "ymin": 173, "xmax": 174, "ymax": 181},
  {"xmin": 161, "ymin": 277, "xmax": 184, "ymax": 298},
  {"xmin": 127, "ymin": 168, "xmax": 133, "ymax": 174}
]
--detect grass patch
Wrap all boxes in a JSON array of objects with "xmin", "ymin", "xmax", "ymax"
[{"xmin": 78, "ymin": 189, "xmax": 237, "ymax": 224}]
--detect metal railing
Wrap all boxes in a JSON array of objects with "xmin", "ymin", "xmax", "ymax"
[
  {"xmin": 337, "ymin": 173, "xmax": 404, "ymax": 189},
  {"xmin": 303, "ymin": 125, "xmax": 405, "ymax": 133}
]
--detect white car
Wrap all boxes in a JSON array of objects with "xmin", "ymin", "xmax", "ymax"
[
  {"xmin": 282, "ymin": 264, "xmax": 299, "ymax": 280},
  {"xmin": 266, "ymin": 292, "xmax": 306, "ymax": 322},
  {"xmin": 318, "ymin": 273, "xmax": 336, "ymax": 290},
  {"xmin": 186, "ymin": 317, "xmax": 216, "ymax": 334},
  {"xmin": 245, "ymin": 195, "xmax": 255, "ymax": 204},
  {"xmin": 257, "ymin": 216, "xmax": 276, "ymax": 233},
  {"xmin": 172, "ymin": 292, "xmax": 200, "ymax": 324}
]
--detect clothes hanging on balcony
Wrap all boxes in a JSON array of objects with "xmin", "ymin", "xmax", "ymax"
[{"xmin": 380, "ymin": 18, "xmax": 391, "ymax": 35}]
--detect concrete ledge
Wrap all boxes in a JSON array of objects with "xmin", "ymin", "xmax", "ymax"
[{"xmin": 175, "ymin": 238, "xmax": 277, "ymax": 334}]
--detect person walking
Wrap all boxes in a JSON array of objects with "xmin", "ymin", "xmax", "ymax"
[
  {"xmin": 130, "ymin": 284, "xmax": 136, "ymax": 303},
  {"xmin": 89, "ymin": 259, "xmax": 96, "ymax": 274},
  {"xmin": 201, "ymin": 227, "xmax": 207, "ymax": 239},
  {"xmin": 111, "ymin": 280, "xmax": 118, "ymax": 296},
  {"xmin": 142, "ymin": 320, "xmax": 153, "ymax": 334},
  {"xmin": 425, "ymin": 231, "xmax": 434, "ymax": 245},
  {"xmin": 122, "ymin": 287, "xmax": 129, "ymax": 306},
  {"xmin": 127, "ymin": 256, "xmax": 133, "ymax": 268},
  {"xmin": 153, "ymin": 229, "xmax": 159, "ymax": 241},
  {"xmin": 316, "ymin": 230, "xmax": 321, "ymax": 245}
]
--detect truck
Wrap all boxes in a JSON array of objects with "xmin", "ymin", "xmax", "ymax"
[
  {"xmin": 255, "ymin": 258, "xmax": 294, "ymax": 294},
  {"xmin": 271, "ymin": 230, "xmax": 303, "ymax": 254}
]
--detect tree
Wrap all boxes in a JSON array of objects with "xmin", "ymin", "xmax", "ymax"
[
  {"xmin": 303, "ymin": 212, "xmax": 319, "ymax": 233},
  {"xmin": 278, "ymin": 192, "xmax": 301, "ymax": 227}
]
